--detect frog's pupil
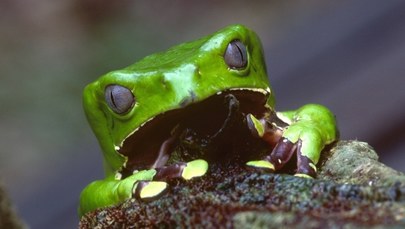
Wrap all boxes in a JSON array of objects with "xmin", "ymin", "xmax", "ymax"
[
  {"xmin": 110, "ymin": 91, "xmax": 117, "ymax": 108},
  {"xmin": 236, "ymin": 44, "xmax": 246, "ymax": 64}
]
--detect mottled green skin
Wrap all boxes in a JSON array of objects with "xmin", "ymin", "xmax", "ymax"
[{"xmin": 80, "ymin": 24, "xmax": 337, "ymax": 216}]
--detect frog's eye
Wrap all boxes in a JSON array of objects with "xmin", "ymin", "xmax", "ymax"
[
  {"xmin": 105, "ymin": 85, "xmax": 135, "ymax": 114},
  {"xmin": 224, "ymin": 40, "xmax": 248, "ymax": 69}
]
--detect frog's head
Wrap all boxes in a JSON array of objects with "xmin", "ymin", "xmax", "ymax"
[{"xmin": 83, "ymin": 24, "xmax": 275, "ymax": 175}]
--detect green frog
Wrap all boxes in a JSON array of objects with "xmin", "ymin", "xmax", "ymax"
[{"xmin": 79, "ymin": 24, "xmax": 338, "ymax": 216}]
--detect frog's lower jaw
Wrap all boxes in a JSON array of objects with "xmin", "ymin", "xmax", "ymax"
[{"xmin": 116, "ymin": 89, "xmax": 270, "ymax": 178}]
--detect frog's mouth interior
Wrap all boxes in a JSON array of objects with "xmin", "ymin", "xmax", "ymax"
[{"xmin": 118, "ymin": 89, "xmax": 270, "ymax": 175}]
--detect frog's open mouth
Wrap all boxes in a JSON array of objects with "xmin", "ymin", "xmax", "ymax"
[{"xmin": 118, "ymin": 88, "xmax": 271, "ymax": 176}]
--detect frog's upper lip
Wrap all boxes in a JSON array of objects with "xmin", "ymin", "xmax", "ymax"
[{"xmin": 117, "ymin": 88, "xmax": 271, "ymax": 175}]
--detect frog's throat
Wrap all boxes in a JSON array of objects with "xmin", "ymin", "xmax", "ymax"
[{"xmin": 116, "ymin": 88, "xmax": 272, "ymax": 176}]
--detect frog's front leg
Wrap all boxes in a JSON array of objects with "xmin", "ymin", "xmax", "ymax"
[
  {"xmin": 79, "ymin": 169, "xmax": 157, "ymax": 216},
  {"xmin": 79, "ymin": 159, "xmax": 207, "ymax": 216},
  {"xmin": 246, "ymin": 104, "xmax": 338, "ymax": 178},
  {"xmin": 79, "ymin": 134, "xmax": 208, "ymax": 217}
]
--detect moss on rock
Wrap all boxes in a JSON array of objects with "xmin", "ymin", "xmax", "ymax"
[{"xmin": 318, "ymin": 141, "xmax": 405, "ymax": 186}]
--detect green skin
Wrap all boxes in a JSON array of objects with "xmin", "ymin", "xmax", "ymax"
[{"xmin": 79, "ymin": 25, "xmax": 338, "ymax": 216}]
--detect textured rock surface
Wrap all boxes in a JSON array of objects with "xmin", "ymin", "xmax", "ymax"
[
  {"xmin": 318, "ymin": 141, "xmax": 405, "ymax": 186},
  {"xmin": 79, "ymin": 141, "xmax": 405, "ymax": 228}
]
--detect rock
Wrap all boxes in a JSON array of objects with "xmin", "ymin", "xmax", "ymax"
[
  {"xmin": 0, "ymin": 182, "xmax": 26, "ymax": 229},
  {"xmin": 318, "ymin": 141, "xmax": 405, "ymax": 186},
  {"xmin": 79, "ymin": 141, "xmax": 405, "ymax": 228}
]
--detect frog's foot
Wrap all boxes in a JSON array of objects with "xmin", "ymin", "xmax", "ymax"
[
  {"xmin": 181, "ymin": 159, "xmax": 209, "ymax": 180},
  {"xmin": 294, "ymin": 174, "xmax": 313, "ymax": 179},
  {"xmin": 246, "ymin": 138, "xmax": 317, "ymax": 178},
  {"xmin": 154, "ymin": 159, "xmax": 209, "ymax": 181},
  {"xmin": 246, "ymin": 137, "xmax": 295, "ymax": 171},
  {"xmin": 265, "ymin": 138, "xmax": 317, "ymax": 178},
  {"xmin": 295, "ymin": 145, "xmax": 317, "ymax": 178},
  {"xmin": 246, "ymin": 160, "xmax": 275, "ymax": 172},
  {"xmin": 133, "ymin": 159, "xmax": 208, "ymax": 200},
  {"xmin": 246, "ymin": 114, "xmax": 317, "ymax": 178},
  {"xmin": 133, "ymin": 180, "xmax": 169, "ymax": 200}
]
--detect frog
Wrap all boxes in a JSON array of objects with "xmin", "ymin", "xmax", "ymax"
[{"xmin": 79, "ymin": 24, "xmax": 338, "ymax": 216}]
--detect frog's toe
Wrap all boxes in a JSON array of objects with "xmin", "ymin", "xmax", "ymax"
[
  {"xmin": 133, "ymin": 181, "xmax": 168, "ymax": 200},
  {"xmin": 294, "ymin": 173, "xmax": 314, "ymax": 179},
  {"xmin": 246, "ymin": 160, "xmax": 275, "ymax": 172},
  {"xmin": 182, "ymin": 159, "xmax": 209, "ymax": 180},
  {"xmin": 246, "ymin": 114, "xmax": 265, "ymax": 138}
]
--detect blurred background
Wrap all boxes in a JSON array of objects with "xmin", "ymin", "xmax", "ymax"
[{"xmin": 1, "ymin": 0, "xmax": 404, "ymax": 228}]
